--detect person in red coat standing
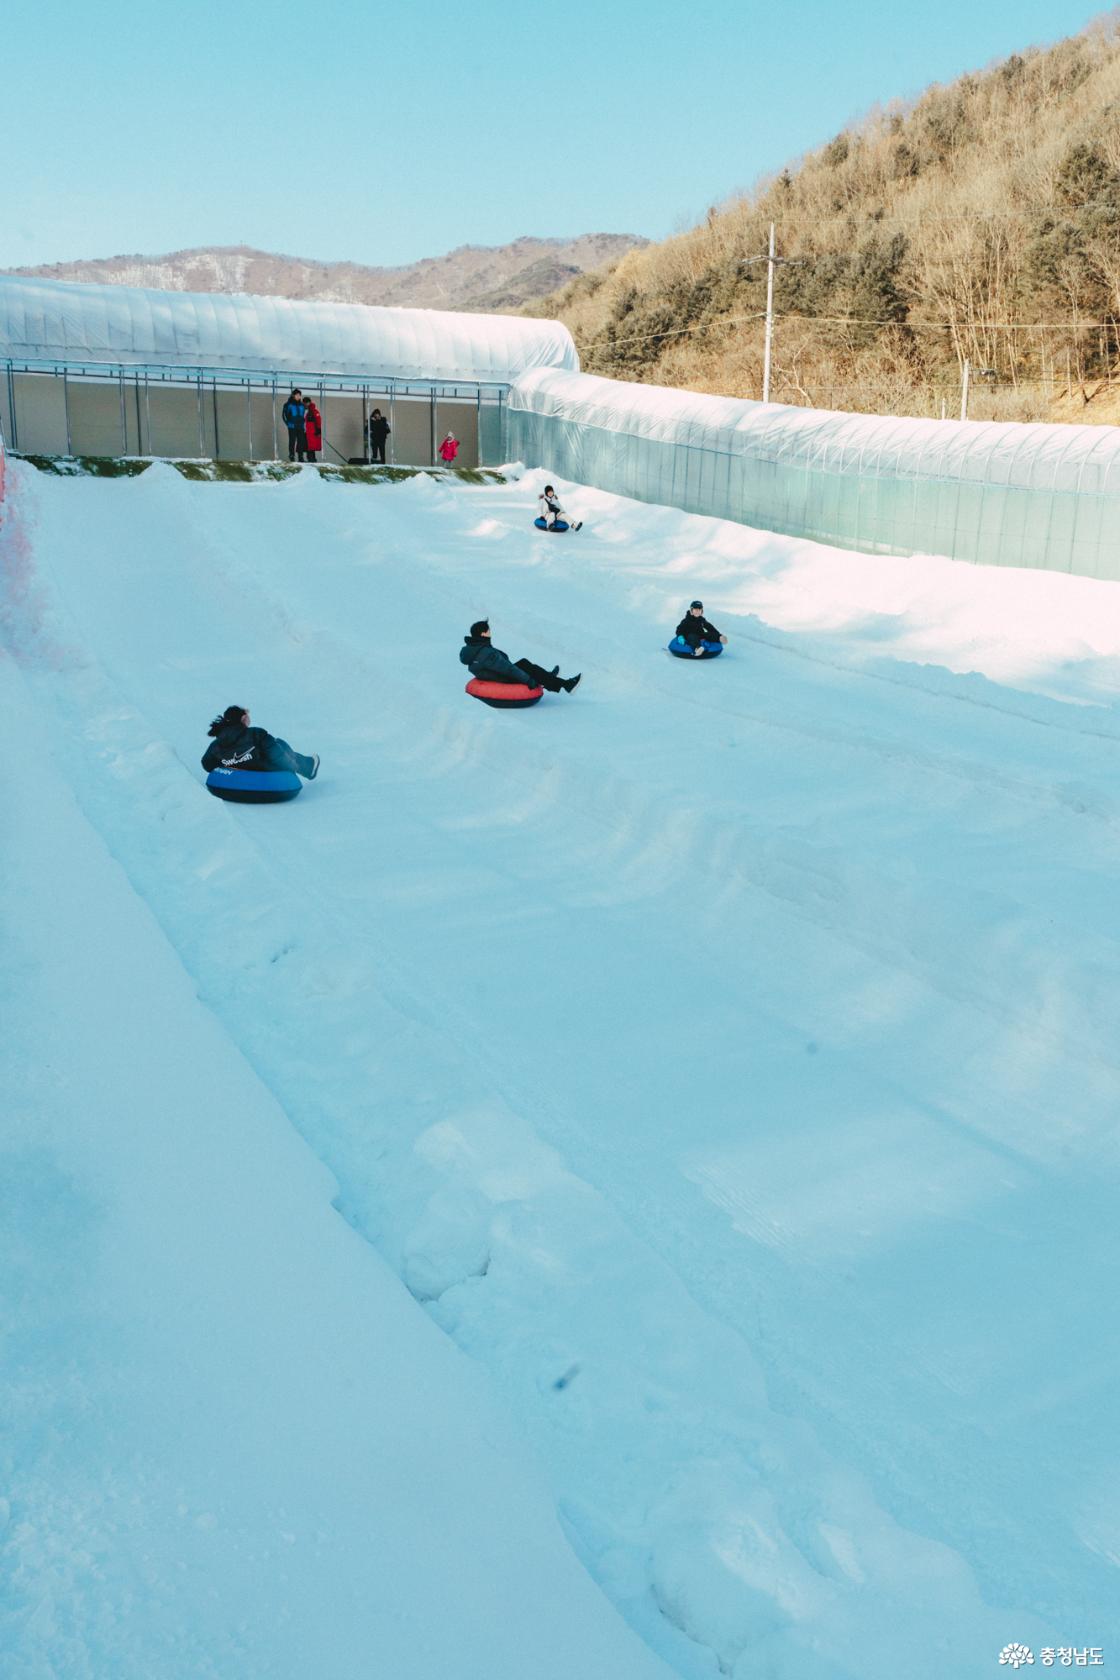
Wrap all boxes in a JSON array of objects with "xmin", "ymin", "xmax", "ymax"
[
  {"xmin": 304, "ymin": 398, "xmax": 323, "ymax": 463},
  {"xmin": 438, "ymin": 431, "xmax": 459, "ymax": 466}
]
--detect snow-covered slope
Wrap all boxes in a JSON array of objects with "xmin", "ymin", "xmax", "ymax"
[
  {"xmin": 0, "ymin": 575, "xmax": 673, "ymax": 1680},
  {"xmin": 2, "ymin": 460, "xmax": 1117, "ymax": 1679}
]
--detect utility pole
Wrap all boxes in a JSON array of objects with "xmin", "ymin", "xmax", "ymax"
[
  {"xmin": 763, "ymin": 222, "xmax": 776, "ymax": 404},
  {"xmin": 960, "ymin": 358, "xmax": 970, "ymax": 422},
  {"xmin": 738, "ymin": 229, "xmax": 799, "ymax": 404}
]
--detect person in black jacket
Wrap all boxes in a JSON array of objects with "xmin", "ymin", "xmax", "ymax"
[
  {"xmin": 202, "ymin": 705, "xmax": 320, "ymax": 778},
  {"xmin": 459, "ymin": 621, "xmax": 580, "ymax": 693},
  {"xmin": 675, "ymin": 600, "xmax": 728, "ymax": 656},
  {"xmin": 281, "ymin": 390, "xmax": 307, "ymax": 463},
  {"xmin": 368, "ymin": 407, "xmax": 390, "ymax": 464}
]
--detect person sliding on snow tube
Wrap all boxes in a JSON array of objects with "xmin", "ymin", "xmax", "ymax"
[
  {"xmin": 669, "ymin": 600, "xmax": 728, "ymax": 658},
  {"xmin": 460, "ymin": 620, "xmax": 581, "ymax": 707},
  {"xmin": 202, "ymin": 705, "xmax": 320, "ymax": 801},
  {"xmin": 535, "ymin": 485, "xmax": 582, "ymax": 533}
]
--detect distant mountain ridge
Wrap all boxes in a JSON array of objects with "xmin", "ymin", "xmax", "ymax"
[{"xmin": 7, "ymin": 235, "xmax": 648, "ymax": 314}]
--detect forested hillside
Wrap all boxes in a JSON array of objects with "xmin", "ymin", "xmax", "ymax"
[{"xmin": 530, "ymin": 20, "xmax": 1120, "ymax": 423}]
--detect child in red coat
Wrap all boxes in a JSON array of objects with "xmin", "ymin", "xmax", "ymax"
[{"xmin": 304, "ymin": 399, "xmax": 323, "ymax": 462}]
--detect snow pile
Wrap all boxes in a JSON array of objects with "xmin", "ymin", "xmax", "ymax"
[{"xmin": 2, "ymin": 459, "xmax": 1118, "ymax": 1678}]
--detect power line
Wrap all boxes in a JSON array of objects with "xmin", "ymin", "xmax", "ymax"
[
  {"xmin": 580, "ymin": 311, "xmax": 767, "ymax": 351},
  {"xmin": 581, "ymin": 308, "xmax": 1118, "ymax": 355},
  {"xmin": 775, "ymin": 310, "xmax": 1118, "ymax": 330},
  {"xmin": 578, "ymin": 223, "xmax": 1120, "ymax": 367}
]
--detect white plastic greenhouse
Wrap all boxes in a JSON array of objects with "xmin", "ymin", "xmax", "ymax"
[
  {"xmin": 0, "ymin": 275, "xmax": 578, "ymax": 383},
  {"xmin": 0, "ymin": 275, "xmax": 578, "ymax": 467},
  {"xmin": 4, "ymin": 272, "xmax": 1120, "ymax": 579},
  {"xmin": 507, "ymin": 367, "xmax": 1120, "ymax": 580}
]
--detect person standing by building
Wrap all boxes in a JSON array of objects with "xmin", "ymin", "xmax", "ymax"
[
  {"xmin": 281, "ymin": 389, "xmax": 307, "ymax": 463},
  {"xmin": 438, "ymin": 431, "xmax": 460, "ymax": 466},
  {"xmin": 368, "ymin": 407, "xmax": 390, "ymax": 464},
  {"xmin": 303, "ymin": 396, "xmax": 323, "ymax": 463}
]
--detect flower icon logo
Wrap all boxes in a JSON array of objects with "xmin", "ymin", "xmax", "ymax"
[{"xmin": 999, "ymin": 1647, "xmax": 1035, "ymax": 1669}]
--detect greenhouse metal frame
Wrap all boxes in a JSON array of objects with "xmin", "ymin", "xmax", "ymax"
[{"xmin": 1, "ymin": 356, "xmax": 509, "ymax": 468}]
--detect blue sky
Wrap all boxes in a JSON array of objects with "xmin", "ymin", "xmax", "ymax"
[{"xmin": 1, "ymin": 0, "xmax": 1106, "ymax": 269}]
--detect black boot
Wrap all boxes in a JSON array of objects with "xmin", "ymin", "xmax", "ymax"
[
  {"xmin": 549, "ymin": 665, "xmax": 559, "ymax": 676},
  {"xmin": 562, "ymin": 674, "xmax": 581, "ymax": 693}
]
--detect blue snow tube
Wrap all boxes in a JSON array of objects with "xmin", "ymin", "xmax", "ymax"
[
  {"xmin": 206, "ymin": 767, "xmax": 303, "ymax": 803},
  {"xmin": 668, "ymin": 636, "xmax": 724, "ymax": 659},
  {"xmin": 534, "ymin": 517, "xmax": 570, "ymax": 532}
]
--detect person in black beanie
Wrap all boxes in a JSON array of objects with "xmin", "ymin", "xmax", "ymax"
[
  {"xmin": 368, "ymin": 407, "xmax": 390, "ymax": 464},
  {"xmin": 459, "ymin": 621, "xmax": 581, "ymax": 693},
  {"xmin": 675, "ymin": 600, "xmax": 728, "ymax": 656},
  {"xmin": 202, "ymin": 705, "xmax": 320, "ymax": 778}
]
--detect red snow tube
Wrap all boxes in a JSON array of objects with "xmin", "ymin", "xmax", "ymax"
[{"xmin": 465, "ymin": 678, "xmax": 544, "ymax": 710}]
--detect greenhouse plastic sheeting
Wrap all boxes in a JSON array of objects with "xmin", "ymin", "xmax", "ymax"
[
  {"xmin": 507, "ymin": 367, "xmax": 1120, "ymax": 580},
  {"xmin": 0, "ymin": 276, "xmax": 579, "ymax": 384}
]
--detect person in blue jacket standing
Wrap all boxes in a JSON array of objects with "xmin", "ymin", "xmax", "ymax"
[{"xmin": 281, "ymin": 389, "xmax": 307, "ymax": 462}]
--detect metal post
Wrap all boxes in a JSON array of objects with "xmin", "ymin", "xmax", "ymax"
[
  {"xmin": 5, "ymin": 362, "xmax": 18, "ymax": 450},
  {"xmin": 476, "ymin": 386, "xmax": 482, "ymax": 469},
  {"xmin": 960, "ymin": 359, "xmax": 970, "ymax": 423},
  {"xmin": 134, "ymin": 376, "xmax": 144, "ymax": 455},
  {"xmin": 144, "ymin": 374, "xmax": 152, "ymax": 457},
  {"xmin": 271, "ymin": 377, "xmax": 278, "ymax": 460},
  {"xmin": 319, "ymin": 379, "xmax": 325, "ymax": 464},
  {"xmin": 197, "ymin": 375, "xmax": 205, "ymax": 457},
  {"xmin": 361, "ymin": 384, "xmax": 369, "ymax": 463},
  {"xmin": 63, "ymin": 369, "xmax": 73, "ymax": 456},
  {"xmin": 763, "ymin": 221, "xmax": 775, "ymax": 404},
  {"xmin": 119, "ymin": 372, "xmax": 128, "ymax": 453},
  {"xmin": 246, "ymin": 380, "xmax": 253, "ymax": 461},
  {"xmin": 389, "ymin": 386, "xmax": 396, "ymax": 464},
  {"xmin": 212, "ymin": 379, "xmax": 220, "ymax": 460},
  {"xmin": 430, "ymin": 387, "xmax": 437, "ymax": 466}
]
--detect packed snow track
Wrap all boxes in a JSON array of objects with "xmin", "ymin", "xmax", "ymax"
[{"xmin": 2, "ymin": 458, "xmax": 1118, "ymax": 1680}]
